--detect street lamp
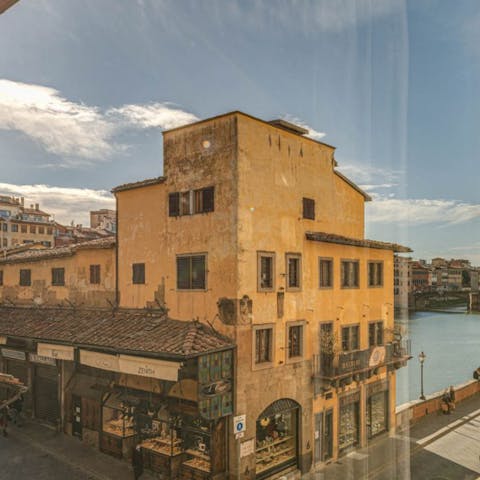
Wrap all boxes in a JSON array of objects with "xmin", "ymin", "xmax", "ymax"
[{"xmin": 418, "ymin": 351, "xmax": 426, "ymax": 400}]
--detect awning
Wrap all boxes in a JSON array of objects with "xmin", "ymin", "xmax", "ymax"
[{"xmin": 37, "ymin": 343, "xmax": 74, "ymax": 361}]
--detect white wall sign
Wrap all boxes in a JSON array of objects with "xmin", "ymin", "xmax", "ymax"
[
  {"xmin": 1, "ymin": 348, "xmax": 26, "ymax": 361},
  {"xmin": 37, "ymin": 343, "xmax": 75, "ymax": 361},
  {"xmin": 240, "ymin": 438, "xmax": 255, "ymax": 458},
  {"xmin": 28, "ymin": 353, "xmax": 56, "ymax": 366},
  {"xmin": 233, "ymin": 414, "xmax": 246, "ymax": 435},
  {"xmin": 80, "ymin": 350, "xmax": 119, "ymax": 372},
  {"xmin": 118, "ymin": 354, "xmax": 179, "ymax": 381}
]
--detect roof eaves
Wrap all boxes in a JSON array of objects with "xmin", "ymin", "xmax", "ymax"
[
  {"xmin": 334, "ymin": 170, "xmax": 372, "ymax": 201},
  {"xmin": 111, "ymin": 176, "xmax": 166, "ymax": 194}
]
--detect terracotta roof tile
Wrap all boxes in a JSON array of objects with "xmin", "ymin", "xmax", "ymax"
[
  {"xmin": 111, "ymin": 176, "xmax": 165, "ymax": 194},
  {"xmin": 0, "ymin": 307, "xmax": 233, "ymax": 358}
]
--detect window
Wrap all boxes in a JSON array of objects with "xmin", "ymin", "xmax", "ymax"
[
  {"xmin": 11, "ymin": 224, "xmax": 18, "ymax": 233},
  {"xmin": 254, "ymin": 327, "xmax": 273, "ymax": 364},
  {"xmin": 52, "ymin": 268, "xmax": 65, "ymax": 286},
  {"xmin": 288, "ymin": 323, "xmax": 304, "ymax": 359},
  {"xmin": 132, "ymin": 263, "xmax": 145, "ymax": 284},
  {"xmin": 30, "ymin": 225, "xmax": 36, "ymax": 234},
  {"xmin": 38, "ymin": 226, "xmax": 45, "ymax": 234},
  {"xmin": 341, "ymin": 260, "xmax": 360, "ymax": 288},
  {"xmin": 369, "ymin": 322, "xmax": 384, "ymax": 347},
  {"xmin": 194, "ymin": 186, "xmax": 214, "ymax": 213},
  {"xmin": 168, "ymin": 192, "xmax": 180, "ymax": 217},
  {"xmin": 257, "ymin": 252, "xmax": 275, "ymax": 291},
  {"xmin": 2, "ymin": 238, "xmax": 6, "ymax": 247},
  {"xmin": 180, "ymin": 191, "xmax": 191, "ymax": 215},
  {"xmin": 177, "ymin": 254, "xmax": 206, "ymax": 289},
  {"xmin": 19, "ymin": 269, "xmax": 31, "ymax": 286},
  {"xmin": 1, "ymin": 223, "xmax": 6, "ymax": 232},
  {"xmin": 47, "ymin": 227, "xmax": 53, "ymax": 235},
  {"xmin": 368, "ymin": 261, "xmax": 383, "ymax": 287},
  {"xmin": 90, "ymin": 264, "xmax": 101, "ymax": 284},
  {"xmin": 319, "ymin": 258, "xmax": 333, "ymax": 288},
  {"xmin": 21, "ymin": 224, "xmax": 27, "ymax": 233},
  {"xmin": 0, "ymin": 270, "xmax": 3, "ymax": 286},
  {"xmin": 342, "ymin": 325, "xmax": 360, "ymax": 351},
  {"xmin": 286, "ymin": 253, "xmax": 301, "ymax": 290},
  {"xmin": 302, "ymin": 197, "xmax": 315, "ymax": 220}
]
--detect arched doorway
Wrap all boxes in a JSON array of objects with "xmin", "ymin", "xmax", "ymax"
[{"xmin": 255, "ymin": 398, "xmax": 300, "ymax": 479}]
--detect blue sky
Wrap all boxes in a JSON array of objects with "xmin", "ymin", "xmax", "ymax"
[{"xmin": 0, "ymin": 0, "xmax": 479, "ymax": 263}]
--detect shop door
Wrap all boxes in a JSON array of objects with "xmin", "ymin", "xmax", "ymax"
[
  {"xmin": 6, "ymin": 359, "xmax": 31, "ymax": 412},
  {"xmin": 324, "ymin": 410, "xmax": 333, "ymax": 460},
  {"xmin": 34, "ymin": 365, "xmax": 59, "ymax": 425},
  {"xmin": 314, "ymin": 413, "xmax": 323, "ymax": 464},
  {"xmin": 72, "ymin": 395, "xmax": 82, "ymax": 438}
]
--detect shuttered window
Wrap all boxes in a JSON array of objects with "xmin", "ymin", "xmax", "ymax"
[
  {"xmin": 0, "ymin": 270, "xmax": 3, "ymax": 286},
  {"xmin": 255, "ymin": 327, "xmax": 273, "ymax": 364},
  {"xmin": 176, "ymin": 254, "xmax": 206, "ymax": 290},
  {"xmin": 341, "ymin": 260, "xmax": 360, "ymax": 288},
  {"xmin": 258, "ymin": 252, "xmax": 275, "ymax": 291},
  {"xmin": 286, "ymin": 253, "xmax": 301, "ymax": 290},
  {"xmin": 342, "ymin": 325, "xmax": 360, "ymax": 351},
  {"xmin": 168, "ymin": 192, "xmax": 180, "ymax": 217},
  {"xmin": 90, "ymin": 264, "xmax": 101, "ymax": 284},
  {"xmin": 132, "ymin": 263, "xmax": 145, "ymax": 284},
  {"xmin": 303, "ymin": 197, "xmax": 315, "ymax": 220},
  {"xmin": 52, "ymin": 268, "xmax": 65, "ymax": 286},
  {"xmin": 169, "ymin": 186, "xmax": 214, "ymax": 217},
  {"xmin": 319, "ymin": 258, "xmax": 333, "ymax": 288},
  {"xmin": 368, "ymin": 261, "xmax": 383, "ymax": 287},
  {"xmin": 19, "ymin": 269, "xmax": 31, "ymax": 286}
]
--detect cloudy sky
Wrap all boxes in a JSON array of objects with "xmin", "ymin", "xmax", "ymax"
[{"xmin": 1, "ymin": 0, "xmax": 479, "ymax": 263}]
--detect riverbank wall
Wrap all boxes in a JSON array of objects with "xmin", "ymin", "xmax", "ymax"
[{"xmin": 396, "ymin": 379, "xmax": 480, "ymax": 430}]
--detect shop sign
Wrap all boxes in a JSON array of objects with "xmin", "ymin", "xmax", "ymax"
[
  {"xmin": 37, "ymin": 343, "xmax": 75, "ymax": 361},
  {"xmin": 0, "ymin": 336, "xmax": 7, "ymax": 345},
  {"xmin": 339, "ymin": 391, "xmax": 360, "ymax": 407},
  {"xmin": 118, "ymin": 354, "xmax": 179, "ymax": 381},
  {"xmin": 367, "ymin": 379, "xmax": 388, "ymax": 397},
  {"xmin": 233, "ymin": 414, "xmax": 246, "ymax": 435},
  {"xmin": 1, "ymin": 348, "xmax": 26, "ymax": 361},
  {"xmin": 28, "ymin": 353, "xmax": 56, "ymax": 366},
  {"xmin": 369, "ymin": 346, "xmax": 386, "ymax": 368},
  {"xmin": 240, "ymin": 439, "xmax": 255, "ymax": 457},
  {"xmin": 338, "ymin": 350, "xmax": 368, "ymax": 375},
  {"xmin": 80, "ymin": 350, "xmax": 119, "ymax": 372}
]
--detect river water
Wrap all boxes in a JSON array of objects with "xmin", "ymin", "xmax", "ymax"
[{"xmin": 395, "ymin": 308, "xmax": 480, "ymax": 405}]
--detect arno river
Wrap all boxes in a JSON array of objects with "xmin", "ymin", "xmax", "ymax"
[{"xmin": 395, "ymin": 308, "xmax": 480, "ymax": 405}]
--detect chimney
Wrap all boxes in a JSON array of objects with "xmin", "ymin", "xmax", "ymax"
[{"xmin": 35, "ymin": 203, "xmax": 39, "ymax": 211}]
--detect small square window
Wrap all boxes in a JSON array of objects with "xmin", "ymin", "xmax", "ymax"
[
  {"xmin": 132, "ymin": 263, "xmax": 145, "ymax": 284},
  {"xmin": 257, "ymin": 252, "xmax": 275, "ymax": 291},
  {"xmin": 302, "ymin": 197, "xmax": 315, "ymax": 220},
  {"xmin": 254, "ymin": 327, "xmax": 273, "ymax": 364},
  {"xmin": 286, "ymin": 254, "xmax": 301, "ymax": 290},
  {"xmin": 176, "ymin": 255, "xmax": 206, "ymax": 290},
  {"xmin": 319, "ymin": 258, "xmax": 333, "ymax": 288},
  {"xmin": 19, "ymin": 269, "xmax": 31, "ymax": 287},
  {"xmin": 52, "ymin": 268, "xmax": 65, "ymax": 286}
]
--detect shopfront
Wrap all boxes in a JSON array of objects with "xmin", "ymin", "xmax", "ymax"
[
  {"xmin": 366, "ymin": 380, "xmax": 388, "ymax": 439},
  {"xmin": 338, "ymin": 391, "xmax": 360, "ymax": 453},
  {"xmin": 255, "ymin": 399, "xmax": 300, "ymax": 479},
  {"xmin": 1, "ymin": 347, "xmax": 31, "ymax": 412}
]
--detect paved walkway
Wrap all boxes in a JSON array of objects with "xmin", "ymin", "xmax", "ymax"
[{"xmin": 308, "ymin": 394, "xmax": 480, "ymax": 480}]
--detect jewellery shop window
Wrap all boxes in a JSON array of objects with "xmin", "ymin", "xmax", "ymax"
[
  {"xmin": 181, "ymin": 416, "xmax": 213, "ymax": 476},
  {"xmin": 102, "ymin": 391, "xmax": 135, "ymax": 438},
  {"xmin": 256, "ymin": 409, "xmax": 298, "ymax": 478}
]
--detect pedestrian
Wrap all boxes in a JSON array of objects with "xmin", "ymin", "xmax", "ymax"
[
  {"xmin": 132, "ymin": 444, "xmax": 143, "ymax": 480},
  {"xmin": 10, "ymin": 394, "xmax": 24, "ymax": 426},
  {"xmin": 0, "ymin": 407, "xmax": 9, "ymax": 437},
  {"xmin": 448, "ymin": 386, "xmax": 456, "ymax": 412},
  {"xmin": 441, "ymin": 389, "xmax": 451, "ymax": 414}
]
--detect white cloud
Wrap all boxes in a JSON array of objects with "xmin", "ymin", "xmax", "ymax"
[
  {"xmin": 337, "ymin": 162, "xmax": 402, "ymax": 185},
  {"xmin": 282, "ymin": 115, "xmax": 326, "ymax": 140},
  {"xmin": 0, "ymin": 182, "xmax": 115, "ymax": 226},
  {"xmin": 0, "ymin": 79, "xmax": 198, "ymax": 166},
  {"xmin": 366, "ymin": 196, "xmax": 480, "ymax": 226}
]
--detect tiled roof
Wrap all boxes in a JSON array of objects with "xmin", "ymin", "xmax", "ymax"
[
  {"xmin": 306, "ymin": 231, "xmax": 412, "ymax": 253},
  {"xmin": 112, "ymin": 176, "xmax": 165, "ymax": 194},
  {"xmin": 0, "ymin": 236, "xmax": 115, "ymax": 264},
  {"xmin": 0, "ymin": 307, "xmax": 233, "ymax": 358}
]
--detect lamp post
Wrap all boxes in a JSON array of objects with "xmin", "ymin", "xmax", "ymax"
[{"xmin": 418, "ymin": 351, "xmax": 426, "ymax": 400}]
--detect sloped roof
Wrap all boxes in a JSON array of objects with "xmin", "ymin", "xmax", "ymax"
[
  {"xmin": 0, "ymin": 307, "xmax": 233, "ymax": 358},
  {"xmin": 306, "ymin": 231, "xmax": 412, "ymax": 253},
  {"xmin": 0, "ymin": 236, "xmax": 115, "ymax": 264},
  {"xmin": 112, "ymin": 176, "xmax": 166, "ymax": 194}
]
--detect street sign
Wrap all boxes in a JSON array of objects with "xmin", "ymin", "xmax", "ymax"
[{"xmin": 233, "ymin": 414, "xmax": 246, "ymax": 435}]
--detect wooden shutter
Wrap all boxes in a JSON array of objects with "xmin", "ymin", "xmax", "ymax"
[
  {"xmin": 168, "ymin": 192, "xmax": 180, "ymax": 217},
  {"xmin": 203, "ymin": 187, "xmax": 214, "ymax": 212}
]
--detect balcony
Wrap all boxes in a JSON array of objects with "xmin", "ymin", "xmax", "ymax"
[{"xmin": 313, "ymin": 340, "xmax": 411, "ymax": 387}]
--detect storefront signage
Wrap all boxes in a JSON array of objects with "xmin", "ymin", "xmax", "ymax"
[
  {"xmin": 338, "ymin": 350, "xmax": 368, "ymax": 375},
  {"xmin": 240, "ymin": 439, "xmax": 255, "ymax": 457},
  {"xmin": 339, "ymin": 391, "xmax": 360, "ymax": 407},
  {"xmin": 28, "ymin": 353, "xmax": 56, "ymax": 366},
  {"xmin": 233, "ymin": 414, "xmax": 246, "ymax": 435},
  {"xmin": 118, "ymin": 354, "xmax": 179, "ymax": 382},
  {"xmin": 1, "ymin": 348, "xmax": 26, "ymax": 361},
  {"xmin": 0, "ymin": 336, "xmax": 7, "ymax": 345},
  {"xmin": 367, "ymin": 379, "xmax": 388, "ymax": 397},
  {"xmin": 369, "ymin": 346, "xmax": 386, "ymax": 368},
  {"xmin": 37, "ymin": 343, "xmax": 75, "ymax": 361},
  {"xmin": 80, "ymin": 350, "xmax": 119, "ymax": 372}
]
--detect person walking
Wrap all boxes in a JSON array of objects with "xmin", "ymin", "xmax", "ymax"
[
  {"xmin": 132, "ymin": 444, "xmax": 144, "ymax": 480},
  {"xmin": 10, "ymin": 394, "xmax": 24, "ymax": 426}
]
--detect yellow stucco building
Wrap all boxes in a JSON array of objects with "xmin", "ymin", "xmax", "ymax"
[{"xmin": 113, "ymin": 112, "xmax": 411, "ymax": 479}]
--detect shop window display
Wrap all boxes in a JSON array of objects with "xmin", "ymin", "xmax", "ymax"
[
  {"xmin": 367, "ymin": 391, "xmax": 388, "ymax": 438},
  {"xmin": 339, "ymin": 401, "xmax": 360, "ymax": 451},
  {"xmin": 255, "ymin": 410, "xmax": 297, "ymax": 478},
  {"xmin": 102, "ymin": 392, "xmax": 135, "ymax": 438}
]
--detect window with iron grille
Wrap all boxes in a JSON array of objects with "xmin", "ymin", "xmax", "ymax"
[
  {"xmin": 342, "ymin": 325, "xmax": 360, "ymax": 351},
  {"xmin": 341, "ymin": 260, "xmax": 360, "ymax": 288},
  {"xmin": 257, "ymin": 252, "xmax": 275, "ymax": 291},
  {"xmin": 132, "ymin": 263, "xmax": 145, "ymax": 284},
  {"xmin": 255, "ymin": 327, "xmax": 273, "ymax": 364},
  {"xmin": 368, "ymin": 322, "xmax": 384, "ymax": 347},
  {"xmin": 302, "ymin": 197, "xmax": 315, "ymax": 220},
  {"xmin": 288, "ymin": 324, "xmax": 304, "ymax": 358},
  {"xmin": 177, "ymin": 254, "xmax": 206, "ymax": 290},
  {"xmin": 319, "ymin": 258, "xmax": 333, "ymax": 288},
  {"xmin": 19, "ymin": 269, "xmax": 31, "ymax": 286},
  {"xmin": 90, "ymin": 264, "xmax": 101, "ymax": 284},
  {"xmin": 368, "ymin": 261, "xmax": 383, "ymax": 287},
  {"xmin": 286, "ymin": 253, "xmax": 301, "ymax": 290},
  {"xmin": 52, "ymin": 268, "xmax": 65, "ymax": 286}
]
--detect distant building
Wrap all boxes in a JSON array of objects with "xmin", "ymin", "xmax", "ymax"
[
  {"xmin": 411, "ymin": 261, "xmax": 429, "ymax": 292},
  {"xmin": 54, "ymin": 222, "xmax": 112, "ymax": 247},
  {"xmin": 0, "ymin": 196, "xmax": 55, "ymax": 250},
  {"xmin": 90, "ymin": 209, "xmax": 116, "ymax": 233},
  {"xmin": 394, "ymin": 255, "xmax": 411, "ymax": 310}
]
